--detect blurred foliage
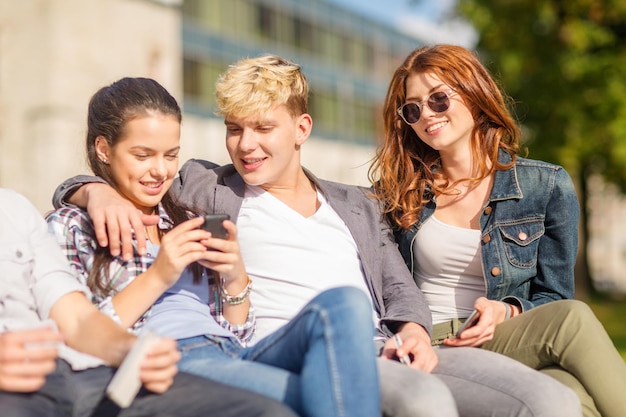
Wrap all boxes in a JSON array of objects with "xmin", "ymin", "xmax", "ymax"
[
  {"xmin": 589, "ymin": 295, "xmax": 626, "ymax": 361},
  {"xmin": 455, "ymin": 0, "xmax": 626, "ymax": 293},
  {"xmin": 456, "ymin": 0, "xmax": 626, "ymax": 187}
]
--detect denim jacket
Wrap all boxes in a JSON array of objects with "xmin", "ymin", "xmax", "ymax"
[{"xmin": 395, "ymin": 150, "xmax": 580, "ymax": 312}]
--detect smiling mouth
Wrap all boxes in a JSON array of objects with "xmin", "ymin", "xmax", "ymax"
[
  {"xmin": 426, "ymin": 121, "xmax": 448, "ymax": 133},
  {"xmin": 141, "ymin": 181, "xmax": 163, "ymax": 188},
  {"xmin": 241, "ymin": 157, "xmax": 266, "ymax": 169}
]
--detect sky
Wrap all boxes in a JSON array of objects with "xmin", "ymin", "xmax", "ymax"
[{"xmin": 325, "ymin": 0, "xmax": 478, "ymax": 48}]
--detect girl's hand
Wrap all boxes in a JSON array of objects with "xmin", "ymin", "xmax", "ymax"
[
  {"xmin": 198, "ymin": 220, "xmax": 250, "ymax": 325},
  {"xmin": 150, "ymin": 216, "xmax": 213, "ymax": 287},
  {"xmin": 198, "ymin": 220, "xmax": 248, "ymax": 290},
  {"xmin": 443, "ymin": 297, "xmax": 505, "ymax": 347}
]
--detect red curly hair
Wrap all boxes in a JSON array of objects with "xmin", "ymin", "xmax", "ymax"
[{"xmin": 369, "ymin": 44, "xmax": 521, "ymax": 230}]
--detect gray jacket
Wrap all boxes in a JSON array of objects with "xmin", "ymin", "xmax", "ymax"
[{"xmin": 53, "ymin": 159, "xmax": 433, "ymax": 339}]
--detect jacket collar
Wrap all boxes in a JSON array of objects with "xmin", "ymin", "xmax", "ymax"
[
  {"xmin": 212, "ymin": 165, "xmax": 246, "ymax": 217},
  {"xmin": 490, "ymin": 149, "xmax": 523, "ymax": 202}
]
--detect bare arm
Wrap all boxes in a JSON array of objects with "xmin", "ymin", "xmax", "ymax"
[
  {"xmin": 50, "ymin": 291, "xmax": 135, "ymax": 366},
  {"xmin": 49, "ymin": 291, "xmax": 179, "ymax": 393}
]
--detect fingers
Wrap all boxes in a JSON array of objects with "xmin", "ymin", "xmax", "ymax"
[
  {"xmin": 139, "ymin": 339, "xmax": 180, "ymax": 393},
  {"xmin": 379, "ymin": 339, "xmax": 398, "ymax": 360},
  {"xmin": 444, "ymin": 304, "xmax": 496, "ymax": 347},
  {"xmin": 0, "ymin": 330, "xmax": 60, "ymax": 392},
  {"xmin": 104, "ymin": 215, "xmax": 122, "ymax": 257},
  {"xmin": 90, "ymin": 200, "xmax": 160, "ymax": 260},
  {"xmin": 91, "ymin": 210, "xmax": 109, "ymax": 248},
  {"xmin": 154, "ymin": 217, "xmax": 243, "ymax": 285},
  {"xmin": 0, "ymin": 361, "xmax": 56, "ymax": 392},
  {"xmin": 120, "ymin": 211, "xmax": 160, "ymax": 260},
  {"xmin": 0, "ymin": 369, "xmax": 51, "ymax": 392},
  {"xmin": 222, "ymin": 220, "xmax": 238, "ymax": 241},
  {"xmin": 402, "ymin": 338, "xmax": 438, "ymax": 372},
  {"xmin": 388, "ymin": 329, "xmax": 438, "ymax": 373},
  {"xmin": 6, "ymin": 327, "xmax": 62, "ymax": 343}
]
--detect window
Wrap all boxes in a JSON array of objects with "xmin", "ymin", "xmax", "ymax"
[
  {"xmin": 258, "ymin": 4, "xmax": 274, "ymax": 39},
  {"xmin": 294, "ymin": 17, "xmax": 315, "ymax": 52},
  {"xmin": 183, "ymin": 58, "xmax": 201, "ymax": 98}
]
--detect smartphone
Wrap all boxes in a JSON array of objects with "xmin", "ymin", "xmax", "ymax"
[
  {"xmin": 201, "ymin": 214, "xmax": 230, "ymax": 239},
  {"xmin": 456, "ymin": 309, "xmax": 480, "ymax": 337}
]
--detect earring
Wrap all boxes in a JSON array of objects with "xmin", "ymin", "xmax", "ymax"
[{"xmin": 101, "ymin": 159, "xmax": 108, "ymax": 164}]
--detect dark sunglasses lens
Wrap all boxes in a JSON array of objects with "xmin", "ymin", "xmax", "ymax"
[
  {"xmin": 427, "ymin": 92, "xmax": 450, "ymax": 112},
  {"xmin": 401, "ymin": 104, "xmax": 421, "ymax": 124}
]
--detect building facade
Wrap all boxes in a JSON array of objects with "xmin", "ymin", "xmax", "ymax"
[
  {"xmin": 178, "ymin": 0, "xmax": 425, "ymax": 188},
  {"xmin": 0, "ymin": 0, "xmax": 182, "ymax": 211},
  {"xmin": 0, "ymin": 0, "xmax": 424, "ymax": 212}
]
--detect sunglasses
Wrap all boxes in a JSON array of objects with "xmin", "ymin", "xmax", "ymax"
[{"xmin": 397, "ymin": 90, "xmax": 457, "ymax": 125}]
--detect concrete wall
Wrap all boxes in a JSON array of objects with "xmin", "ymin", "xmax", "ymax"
[{"xmin": 0, "ymin": 0, "xmax": 181, "ymax": 212}]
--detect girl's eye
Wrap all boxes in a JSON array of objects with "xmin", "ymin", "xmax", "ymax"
[{"xmin": 165, "ymin": 154, "xmax": 178, "ymax": 160}]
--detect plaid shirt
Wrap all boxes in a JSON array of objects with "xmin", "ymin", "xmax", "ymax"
[{"xmin": 46, "ymin": 204, "xmax": 255, "ymax": 344}]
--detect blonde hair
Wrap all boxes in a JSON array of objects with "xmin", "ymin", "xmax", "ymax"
[{"xmin": 215, "ymin": 55, "xmax": 309, "ymax": 118}]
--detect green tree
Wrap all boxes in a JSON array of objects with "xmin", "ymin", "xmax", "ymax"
[{"xmin": 455, "ymin": 0, "xmax": 626, "ymax": 298}]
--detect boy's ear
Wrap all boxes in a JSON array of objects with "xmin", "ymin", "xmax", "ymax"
[{"xmin": 295, "ymin": 113, "xmax": 312, "ymax": 146}]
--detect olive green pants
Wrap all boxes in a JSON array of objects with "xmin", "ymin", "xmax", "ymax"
[{"xmin": 432, "ymin": 300, "xmax": 626, "ymax": 417}]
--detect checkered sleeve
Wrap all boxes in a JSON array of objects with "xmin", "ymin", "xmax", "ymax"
[
  {"xmin": 46, "ymin": 207, "xmax": 98, "ymax": 288},
  {"xmin": 208, "ymin": 274, "xmax": 256, "ymax": 345}
]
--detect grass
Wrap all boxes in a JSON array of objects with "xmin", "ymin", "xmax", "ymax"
[{"xmin": 587, "ymin": 294, "xmax": 626, "ymax": 361}]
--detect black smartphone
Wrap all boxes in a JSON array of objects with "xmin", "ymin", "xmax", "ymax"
[
  {"xmin": 201, "ymin": 214, "xmax": 230, "ymax": 239},
  {"xmin": 455, "ymin": 309, "xmax": 480, "ymax": 337}
]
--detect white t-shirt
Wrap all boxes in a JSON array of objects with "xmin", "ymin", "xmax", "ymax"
[
  {"xmin": 237, "ymin": 185, "xmax": 376, "ymax": 341},
  {"xmin": 413, "ymin": 215, "xmax": 486, "ymax": 324}
]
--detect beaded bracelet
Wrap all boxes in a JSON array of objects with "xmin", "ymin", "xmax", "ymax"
[{"xmin": 221, "ymin": 275, "xmax": 252, "ymax": 305}]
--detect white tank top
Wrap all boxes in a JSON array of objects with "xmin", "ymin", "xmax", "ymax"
[{"xmin": 413, "ymin": 215, "xmax": 486, "ymax": 324}]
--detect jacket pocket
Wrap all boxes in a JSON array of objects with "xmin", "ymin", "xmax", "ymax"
[{"xmin": 498, "ymin": 219, "xmax": 544, "ymax": 268}]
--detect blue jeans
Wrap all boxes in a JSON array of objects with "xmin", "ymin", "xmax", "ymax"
[
  {"xmin": 0, "ymin": 359, "xmax": 297, "ymax": 417},
  {"xmin": 177, "ymin": 287, "xmax": 380, "ymax": 417}
]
